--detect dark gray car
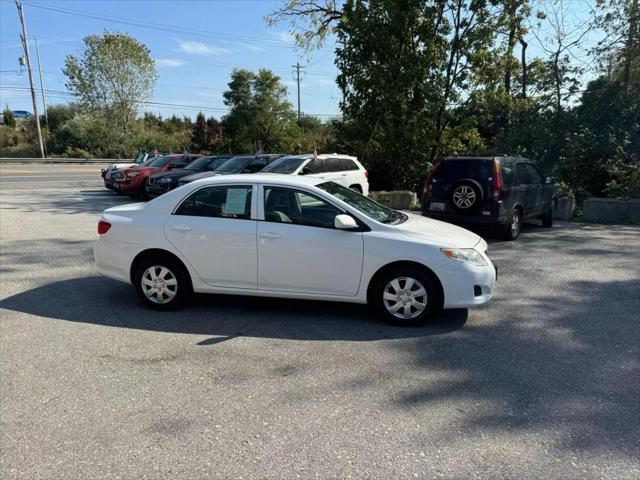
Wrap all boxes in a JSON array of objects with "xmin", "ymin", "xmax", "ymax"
[
  {"xmin": 178, "ymin": 154, "xmax": 284, "ymax": 186},
  {"xmin": 421, "ymin": 155, "xmax": 554, "ymax": 240}
]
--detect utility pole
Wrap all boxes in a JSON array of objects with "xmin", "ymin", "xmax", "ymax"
[
  {"xmin": 292, "ymin": 62, "xmax": 305, "ymax": 120},
  {"xmin": 34, "ymin": 36, "xmax": 48, "ymax": 127},
  {"xmin": 15, "ymin": 1, "xmax": 45, "ymax": 158}
]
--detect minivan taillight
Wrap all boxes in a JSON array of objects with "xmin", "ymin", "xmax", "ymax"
[
  {"xmin": 492, "ymin": 160, "xmax": 502, "ymax": 201},
  {"xmin": 423, "ymin": 161, "xmax": 442, "ymax": 197},
  {"xmin": 98, "ymin": 220, "xmax": 111, "ymax": 235}
]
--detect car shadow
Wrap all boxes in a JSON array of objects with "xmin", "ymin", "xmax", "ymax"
[{"xmin": 0, "ymin": 276, "xmax": 468, "ymax": 342}]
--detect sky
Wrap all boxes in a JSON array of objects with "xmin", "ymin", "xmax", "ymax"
[{"xmin": 0, "ymin": 0, "xmax": 601, "ymax": 121}]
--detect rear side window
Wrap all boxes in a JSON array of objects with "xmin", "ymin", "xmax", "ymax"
[
  {"xmin": 501, "ymin": 162, "xmax": 515, "ymax": 185},
  {"xmin": 175, "ymin": 185, "xmax": 253, "ymax": 219},
  {"xmin": 340, "ymin": 159, "xmax": 359, "ymax": 171},
  {"xmin": 434, "ymin": 159, "xmax": 492, "ymax": 182},
  {"xmin": 516, "ymin": 163, "xmax": 530, "ymax": 184},
  {"xmin": 526, "ymin": 164, "xmax": 543, "ymax": 184},
  {"xmin": 323, "ymin": 158, "xmax": 343, "ymax": 172}
]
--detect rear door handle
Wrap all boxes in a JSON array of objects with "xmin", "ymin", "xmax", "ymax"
[
  {"xmin": 171, "ymin": 226, "xmax": 192, "ymax": 233},
  {"xmin": 260, "ymin": 232, "xmax": 281, "ymax": 239}
]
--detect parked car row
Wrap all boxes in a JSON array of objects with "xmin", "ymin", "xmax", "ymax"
[{"xmin": 101, "ymin": 152, "xmax": 371, "ymax": 201}]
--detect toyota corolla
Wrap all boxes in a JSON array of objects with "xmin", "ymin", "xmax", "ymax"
[{"xmin": 94, "ymin": 174, "xmax": 496, "ymax": 325}]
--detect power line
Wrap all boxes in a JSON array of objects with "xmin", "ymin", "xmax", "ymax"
[{"xmin": 3, "ymin": 0, "xmax": 333, "ymax": 52}]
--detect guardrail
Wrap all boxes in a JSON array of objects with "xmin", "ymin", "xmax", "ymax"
[{"xmin": 0, "ymin": 157, "xmax": 118, "ymax": 164}]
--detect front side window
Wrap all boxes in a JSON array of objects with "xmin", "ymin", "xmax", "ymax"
[
  {"xmin": 300, "ymin": 159, "xmax": 323, "ymax": 175},
  {"xmin": 264, "ymin": 187, "xmax": 341, "ymax": 228},
  {"xmin": 175, "ymin": 185, "xmax": 253, "ymax": 219},
  {"xmin": 243, "ymin": 158, "xmax": 267, "ymax": 173}
]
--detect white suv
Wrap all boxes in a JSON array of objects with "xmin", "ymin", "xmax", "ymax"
[{"xmin": 261, "ymin": 154, "xmax": 369, "ymax": 196}]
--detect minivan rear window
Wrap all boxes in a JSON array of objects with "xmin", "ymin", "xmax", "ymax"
[{"xmin": 434, "ymin": 159, "xmax": 492, "ymax": 182}]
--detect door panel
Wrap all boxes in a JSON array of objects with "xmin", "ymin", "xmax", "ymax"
[
  {"xmin": 258, "ymin": 186, "xmax": 363, "ymax": 295},
  {"xmin": 164, "ymin": 185, "xmax": 258, "ymax": 288}
]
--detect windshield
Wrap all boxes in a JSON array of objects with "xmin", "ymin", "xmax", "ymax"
[
  {"xmin": 215, "ymin": 156, "xmax": 252, "ymax": 173},
  {"xmin": 148, "ymin": 155, "xmax": 173, "ymax": 168},
  {"xmin": 140, "ymin": 156, "xmax": 158, "ymax": 167},
  {"xmin": 262, "ymin": 156, "xmax": 308, "ymax": 173},
  {"xmin": 317, "ymin": 181, "xmax": 406, "ymax": 224}
]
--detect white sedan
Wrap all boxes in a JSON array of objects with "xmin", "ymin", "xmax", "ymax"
[{"xmin": 94, "ymin": 174, "xmax": 496, "ymax": 325}]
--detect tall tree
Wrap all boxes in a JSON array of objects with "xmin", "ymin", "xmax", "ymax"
[
  {"xmin": 222, "ymin": 69, "xmax": 298, "ymax": 152},
  {"xmin": 63, "ymin": 31, "xmax": 157, "ymax": 134}
]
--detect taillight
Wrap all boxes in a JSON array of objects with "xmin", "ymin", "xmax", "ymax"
[
  {"xmin": 492, "ymin": 160, "xmax": 502, "ymax": 201},
  {"xmin": 364, "ymin": 170, "xmax": 368, "ymax": 178},
  {"xmin": 98, "ymin": 220, "xmax": 111, "ymax": 235},
  {"xmin": 423, "ymin": 161, "xmax": 442, "ymax": 197}
]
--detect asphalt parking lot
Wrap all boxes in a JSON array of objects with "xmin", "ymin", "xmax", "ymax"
[{"xmin": 1, "ymin": 164, "xmax": 639, "ymax": 479}]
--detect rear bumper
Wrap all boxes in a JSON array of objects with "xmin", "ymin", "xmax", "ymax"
[{"xmin": 423, "ymin": 211, "xmax": 507, "ymax": 227}]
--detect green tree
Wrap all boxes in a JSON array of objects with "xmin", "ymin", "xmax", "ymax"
[
  {"xmin": 222, "ymin": 69, "xmax": 298, "ymax": 152},
  {"xmin": 63, "ymin": 31, "xmax": 158, "ymax": 134},
  {"xmin": 3, "ymin": 106, "xmax": 16, "ymax": 128},
  {"xmin": 191, "ymin": 112, "xmax": 209, "ymax": 153}
]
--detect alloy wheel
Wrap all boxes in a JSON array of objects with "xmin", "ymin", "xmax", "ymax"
[
  {"xmin": 141, "ymin": 265, "xmax": 178, "ymax": 304},
  {"xmin": 382, "ymin": 277, "xmax": 428, "ymax": 320}
]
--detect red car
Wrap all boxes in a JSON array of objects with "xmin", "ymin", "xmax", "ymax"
[{"xmin": 115, "ymin": 154, "xmax": 202, "ymax": 198}]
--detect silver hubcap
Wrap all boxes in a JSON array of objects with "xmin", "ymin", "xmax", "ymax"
[
  {"xmin": 141, "ymin": 265, "xmax": 178, "ymax": 304},
  {"xmin": 511, "ymin": 211, "xmax": 521, "ymax": 235},
  {"xmin": 383, "ymin": 277, "xmax": 428, "ymax": 320},
  {"xmin": 453, "ymin": 185, "xmax": 476, "ymax": 209}
]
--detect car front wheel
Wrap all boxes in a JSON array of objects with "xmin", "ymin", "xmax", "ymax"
[
  {"xmin": 370, "ymin": 267, "xmax": 441, "ymax": 326},
  {"xmin": 134, "ymin": 257, "xmax": 191, "ymax": 310},
  {"xmin": 503, "ymin": 208, "xmax": 522, "ymax": 240}
]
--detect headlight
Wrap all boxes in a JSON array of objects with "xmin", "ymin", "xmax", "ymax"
[
  {"xmin": 127, "ymin": 172, "xmax": 140, "ymax": 177},
  {"xmin": 440, "ymin": 248, "xmax": 487, "ymax": 266},
  {"xmin": 158, "ymin": 177, "xmax": 174, "ymax": 183}
]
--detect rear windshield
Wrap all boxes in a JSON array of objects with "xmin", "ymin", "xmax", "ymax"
[
  {"xmin": 435, "ymin": 159, "xmax": 492, "ymax": 182},
  {"xmin": 262, "ymin": 156, "xmax": 308, "ymax": 173}
]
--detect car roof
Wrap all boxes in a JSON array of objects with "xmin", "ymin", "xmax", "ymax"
[
  {"xmin": 188, "ymin": 173, "xmax": 323, "ymax": 187},
  {"xmin": 445, "ymin": 155, "xmax": 529, "ymax": 162}
]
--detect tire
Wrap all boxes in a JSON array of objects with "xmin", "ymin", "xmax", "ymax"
[
  {"xmin": 448, "ymin": 179, "xmax": 484, "ymax": 214},
  {"xmin": 502, "ymin": 207, "xmax": 522, "ymax": 241},
  {"xmin": 133, "ymin": 256, "xmax": 192, "ymax": 310},
  {"xmin": 349, "ymin": 184, "xmax": 363, "ymax": 193},
  {"xmin": 541, "ymin": 206, "xmax": 553, "ymax": 227},
  {"xmin": 369, "ymin": 266, "xmax": 442, "ymax": 326}
]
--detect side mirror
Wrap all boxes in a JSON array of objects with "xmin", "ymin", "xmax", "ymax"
[
  {"xmin": 300, "ymin": 167, "xmax": 312, "ymax": 175},
  {"xmin": 546, "ymin": 176, "xmax": 554, "ymax": 184},
  {"xmin": 334, "ymin": 214, "xmax": 358, "ymax": 230}
]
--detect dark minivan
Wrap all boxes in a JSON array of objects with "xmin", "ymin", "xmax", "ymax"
[{"xmin": 422, "ymin": 155, "xmax": 553, "ymax": 240}]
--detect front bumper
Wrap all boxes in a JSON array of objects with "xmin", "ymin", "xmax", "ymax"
[
  {"xmin": 437, "ymin": 256, "xmax": 497, "ymax": 309},
  {"xmin": 144, "ymin": 182, "xmax": 176, "ymax": 198},
  {"xmin": 118, "ymin": 178, "xmax": 145, "ymax": 194}
]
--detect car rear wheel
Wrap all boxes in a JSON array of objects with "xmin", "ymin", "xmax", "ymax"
[
  {"xmin": 503, "ymin": 208, "xmax": 522, "ymax": 240},
  {"xmin": 134, "ymin": 257, "xmax": 191, "ymax": 310},
  {"xmin": 370, "ymin": 267, "xmax": 441, "ymax": 326}
]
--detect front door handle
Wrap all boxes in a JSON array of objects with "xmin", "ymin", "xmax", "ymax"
[
  {"xmin": 260, "ymin": 232, "xmax": 281, "ymax": 239},
  {"xmin": 171, "ymin": 225, "xmax": 192, "ymax": 233}
]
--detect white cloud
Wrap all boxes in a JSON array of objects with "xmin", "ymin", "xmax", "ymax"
[
  {"xmin": 156, "ymin": 58, "xmax": 185, "ymax": 68},
  {"xmin": 177, "ymin": 41, "xmax": 232, "ymax": 56}
]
